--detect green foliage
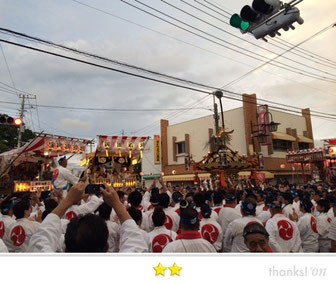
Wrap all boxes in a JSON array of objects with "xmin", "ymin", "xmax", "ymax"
[{"xmin": 0, "ymin": 114, "xmax": 36, "ymax": 153}]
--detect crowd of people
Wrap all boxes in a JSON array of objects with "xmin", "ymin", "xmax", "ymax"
[{"xmin": 1, "ymin": 169, "xmax": 336, "ymax": 253}]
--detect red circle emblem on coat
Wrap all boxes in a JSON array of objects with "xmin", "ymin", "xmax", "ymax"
[
  {"xmin": 53, "ymin": 169, "xmax": 59, "ymax": 181},
  {"xmin": 277, "ymin": 220, "xmax": 294, "ymax": 241},
  {"xmin": 65, "ymin": 211, "xmax": 78, "ymax": 221},
  {"xmin": 164, "ymin": 215, "xmax": 173, "ymax": 230},
  {"xmin": 152, "ymin": 234, "xmax": 173, "ymax": 252},
  {"xmin": 10, "ymin": 225, "xmax": 26, "ymax": 247},
  {"xmin": 201, "ymin": 224, "xmax": 219, "ymax": 244},
  {"xmin": 310, "ymin": 216, "xmax": 318, "ymax": 233},
  {"xmin": 0, "ymin": 221, "xmax": 5, "ymax": 238}
]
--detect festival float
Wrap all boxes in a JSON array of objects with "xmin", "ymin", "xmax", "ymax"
[
  {"xmin": 0, "ymin": 134, "xmax": 91, "ymax": 194},
  {"xmin": 81, "ymin": 135, "xmax": 149, "ymax": 189}
]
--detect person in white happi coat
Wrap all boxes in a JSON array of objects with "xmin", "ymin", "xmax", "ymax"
[
  {"xmin": 170, "ymin": 191, "xmax": 183, "ymax": 216},
  {"xmin": 296, "ymin": 198, "xmax": 319, "ymax": 252},
  {"xmin": 212, "ymin": 191, "xmax": 224, "ymax": 216},
  {"xmin": 200, "ymin": 204, "xmax": 223, "ymax": 252},
  {"xmin": 64, "ymin": 190, "xmax": 103, "ymax": 221},
  {"xmin": 142, "ymin": 193, "xmax": 160, "ymax": 232},
  {"xmin": 7, "ymin": 199, "xmax": 40, "ymax": 252},
  {"xmin": 28, "ymin": 182, "xmax": 149, "ymax": 252},
  {"xmin": 194, "ymin": 192, "xmax": 218, "ymax": 222},
  {"xmin": 97, "ymin": 202, "xmax": 120, "ymax": 252},
  {"xmin": 52, "ymin": 156, "xmax": 85, "ymax": 197},
  {"xmin": 157, "ymin": 193, "xmax": 179, "ymax": 232},
  {"xmin": 127, "ymin": 206, "xmax": 150, "ymax": 251},
  {"xmin": 316, "ymin": 199, "xmax": 332, "ymax": 252},
  {"xmin": 256, "ymin": 197, "xmax": 272, "ymax": 226},
  {"xmin": 328, "ymin": 201, "xmax": 336, "ymax": 252},
  {"xmin": 148, "ymin": 207, "xmax": 177, "ymax": 252},
  {"xmin": 223, "ymin": 196, "xmax": 263, "ymax": 252},
  {"xmin": 265, "ymin": 201, "xmax": 302, "ymax": 253},
  {"xmin": 163, "ymin": 206, "xmax": 216, "ymax": 253},
  {"xmin": 218, "ymin": 192, "xmax": 241, "ymax": 247},
  {"xmin": 291, "ymin": 191, "xmax": 303, "ymax": 218},
  {"xmin": 280, "ymin": 192, "xmax": 296, "ymax": 219},
  {"xmin": 0, "ymin": 199, "xmax": 17, "ymax": 248}
]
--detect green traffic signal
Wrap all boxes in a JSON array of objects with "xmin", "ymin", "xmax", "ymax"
[
  {"xmin": 230, "ymin": 14, "xmax": 241, "ymax": 28},
  {"xmin": 229, "ymin": 13, "xmax": 250, "ymax": 31}
]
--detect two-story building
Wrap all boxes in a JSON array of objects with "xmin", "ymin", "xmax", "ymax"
[{"xmin": 160, "ymin": 93, "xmax": 314, "ymax": 185}]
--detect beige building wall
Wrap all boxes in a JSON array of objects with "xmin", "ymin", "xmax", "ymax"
[{"xmin": 167, "ymin": 107, "xmax": 247, "ymax": 165}]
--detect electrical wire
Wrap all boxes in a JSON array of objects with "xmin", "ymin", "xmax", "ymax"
[
  {"xmin": 69, "ymin": 0, "xmax": 336, "ymax": 98},
  {"xmin": 0, "ymin": 43, "xmax": 19, "ymax": 97},
  {"xmin": 120, "ymin": 0, "xmax": 336, "ymax": 84}
]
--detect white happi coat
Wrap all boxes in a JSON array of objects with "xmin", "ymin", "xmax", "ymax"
[
  {"xmin": 0, "ymin": 214, "xmax": 16, "ymax": 248},
  {"xmin": 256, "ymin": 204, "xmax": 265, "ymax": 216},
  {"xmin": 218, "ymin": 205, "xmax": 241, "ymax": 237},
  {"xmin": 265, "ymin": 213, "xmax": 302, "ymax": 253},
  {"xmin": 257, "ymin": 210, "xmax": 272, "ymax": 225},
  {"xmin": 196, "ymin": 207, "xmax": 218, "ymax": 223},
  {"xmin": 327, "ymin": 208, "xmax": 335, "ymax": 220},
  {"xmin": 223, "ymin": 215, "xmax": 262, "ymax": 253},
  {"xmin": 64, "ymin": 195, "xmax": 103, "ymax": 220},
  {"xmin": 53, "ymin": 165, "xmax": 79, "ymax": 190},
  {"xmin": 212, "ymin": 205, "xmax": 223, "ymax": 216},
  {"xmin": 282, "ymin": 204, "xmax": 296, "ymax": 219},
  {"xmin": 163, "ymin": 231, "xmax": 216, "ymax": 253},
  {"xmin": 0, "ymin": 238, "xmax": 8, "ymax": 252},
  {"xmin": 292, "ymin": 201, "xmax": 303, "ymax": 218},
  {"xmin": 200, "ymin": 217, "xmax": 223, "ymax": 251},
  {"xmin": 161, "ymin": 208, "xmax": 179, "ymax": 232},
  {"xmin": 148, "ymin": 226, "xmax": 177, "ymax": 252},
  {"xmin": 7, "ymin": 218, "xmax": 40, "ymax": 252},
  {"xmin": 316, "ymin": 212, "xmax": 332, "ymax": 252},
  {"xmin": 106, "ymin": 220, "xmax": 120, "ymax": 252},
  {"xmin": 297, "ymin": 213, "xmax": 319, "ymax": 252},
  {"xmin": 28, "ymin": 214, "xmax": 148, "ymax": 253},
  {"xmin": 328, "ymin": 218, "xmax": 336, "ymax": 242},
  {"xmin": 311, "ymin": 200, "xmax": 320, "ymax": 218}
]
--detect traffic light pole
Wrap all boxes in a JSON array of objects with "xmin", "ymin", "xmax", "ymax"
[{"xmin": 17, "ymin": 94, "xmax": 25, "ymax": 147}]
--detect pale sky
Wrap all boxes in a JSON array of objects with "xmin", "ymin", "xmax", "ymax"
[{"xmin": 0, "ymin": 0, "xmax": 335, "ymax": 145}]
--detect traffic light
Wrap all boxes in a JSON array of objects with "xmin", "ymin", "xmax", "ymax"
[
  {"xmin": 0, "ymin": 115, "xmax": 23, "ymax": 127},
  {"xmin": 229, "ymin": 0, "xmax": 304, "ymax": 40}
]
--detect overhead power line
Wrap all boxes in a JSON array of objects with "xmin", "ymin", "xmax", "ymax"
[{"xmin": 120, "ymin": 0, "xmax": 336, "ymax": 84}]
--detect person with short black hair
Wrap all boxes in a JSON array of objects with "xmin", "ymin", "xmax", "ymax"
[
  {"xmin": 170, "ymin": 191, "xmax": 183, "ymax": 216},
  {"xmin": 243, "ymin": 222, "xmax": 270, "ymax": 253},
  {"xmin": 223, "ymin": 197, "xmax": 262, "ymax": 252},
  {"xmin": 297, "ymin": 198, "xmax": 319, "ymax": 252},
  {"xmin": 163, "ymin": 207, "xmax": 216, "ymax": 252},
  {"xmin": 157, "ymin": 193, "xmax": 179, "ymax": 232},
  {"xmin": 199, "ymin": 204, "xmax": 223, "ymax": 252},
  {"xmin": 218, "ymin": 192, "xmax": 241, "ymax": 248},
  {"xmin": 280, "ymin": 192, "xmax": 296, "ymax": 219},
  {"xmin": 316, "ymin": 199, "xmax": 332, "ymax": 252},
  {"xmin": 212, "ymin": 191, "xmax": 224, "ymax": 215},
  {"xmin": 97, "ymin": 203, "xmax": 120, "ymax": 252},
  {"xmin": 7, "ymin": 199, "xmax": 40, "ymax": 252},
  {"xmin": 127, "ymin": 206, "xmax": 150, "ymax": 251},
  {"xmin": 0, "ymin": 198, "xmax": 16, "ymax": 249},
  {"xmin": 148, "ymin": 207, "xmax": 177, "ymax": 252}
]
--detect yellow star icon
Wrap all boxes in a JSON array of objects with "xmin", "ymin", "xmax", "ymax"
[
  {"xmin": 169, "ymin": 263, "xmax": 182, "ymax": 276},
  {"xmin": 153, "ymin": 263, "xmax": 167, "ymax": 277}
]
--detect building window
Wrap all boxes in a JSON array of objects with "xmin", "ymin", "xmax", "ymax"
[
  {"xmin": 273, "ymin": 140, "xmax": 292, "ymax": 152},
  {"xmin": 176, "ymin": 141, "xmax": 186, "ymax": 154},
  {"xmin": 299, "ymin": 142, "xmax": 309, "ymax": 150}
]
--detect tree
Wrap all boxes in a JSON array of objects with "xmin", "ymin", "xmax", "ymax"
[{"xmin": 0, "ymin": 114, "xmax": 36, "ymax": 153}]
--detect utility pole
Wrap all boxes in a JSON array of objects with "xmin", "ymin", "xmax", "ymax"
[
  {"xmin": 17, "ymin": 94, "xmax": 25, "ymax": 147},
  {"xmin": 213, "ymin": 94, "xmax": 220, "ymax": 152}
]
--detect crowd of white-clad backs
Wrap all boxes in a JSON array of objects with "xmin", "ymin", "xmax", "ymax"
[{"xmin": 1, "ymin": 181, "xmax": 336, "ymax": 253}]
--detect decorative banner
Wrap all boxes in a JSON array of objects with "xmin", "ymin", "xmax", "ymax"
[
  {"xmin": 44, "ymin": 135, "xmax": 89, "ymax": 154},
  {"xmin": 254, "ymin": 172, "xmax": 266, "ymax": 184},
  {"xmin": 98, "ymin": 136, "xmax": 148, "ymax": 156},
  {"xmin": 286, "ymin": 148, "xmax": 324, "ymax": 163},
  {"xmin": 14, "ymin": 181, "xmax": 53, "ymax": 192},
  {"xmin": 257, "ymin": 105, "xmax": 270, "ymax": 145},
  {"xmin": 154, "ymin": 135, "xmax": 161, "ymax": 164}
]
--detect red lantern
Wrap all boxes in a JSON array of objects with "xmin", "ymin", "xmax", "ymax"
[
  {"xmin": 139, "ymin": 172, "xmax": 143, "ymax": 176},
  {"xmin": 280, "ymin": 164, "xmax": 285, "ymax": 169},
  {"xmin": 161, "ymin": 172, "xmax": 165, "ymax": 176}
]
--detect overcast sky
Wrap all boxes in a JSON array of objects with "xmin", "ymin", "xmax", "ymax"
[{"xmin": 0, "ymin": 0, "xmax": 335, "ymax": 147}]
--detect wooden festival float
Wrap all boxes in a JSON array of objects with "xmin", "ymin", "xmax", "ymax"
[{"xmin": 82, "ymin": 135, "xmax": 149, "ymax": 189}]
